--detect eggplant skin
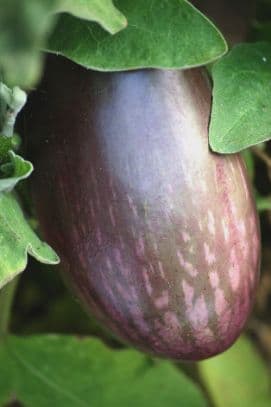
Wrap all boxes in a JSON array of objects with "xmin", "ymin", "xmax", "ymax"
[{"xmin": 24, "ymin": 55, "xmax": 260, "ymax": 361}]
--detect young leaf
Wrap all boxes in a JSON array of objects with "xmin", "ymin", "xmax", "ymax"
[
  {"xmin": 0, "ymin": 83, "xmax": 27, "ymax": 137},
  {"xmin": 0, "ymin": 335, "xmax": 207, "ymax": 407},
  {"xmin": 0, "ymin": 193, "xmax": 59, "ymax": 290},
  {"xmin": 198, "ymin": 336, "xmax": 271, "ymax": 407},
  {"xmin": 47, "ymin": 0, "xmax": 227, "ymax": 71},
  {"xmin": 209, "ymin": 42, "xmax": 271, "ymax": 153}
]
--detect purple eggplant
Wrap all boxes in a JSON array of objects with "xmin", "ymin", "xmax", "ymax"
[{"xmin": 24, "ymin": 55, "xmax": 260, "ymax": 360}]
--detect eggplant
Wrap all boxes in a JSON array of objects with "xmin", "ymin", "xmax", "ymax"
[{"xmin": 23, "ymin": 55, "xmax": 260, "ymax": 360}]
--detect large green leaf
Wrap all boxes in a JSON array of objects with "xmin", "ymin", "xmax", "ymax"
[
  {"xmin": 0, "ymin": 193, "xmax": 59, "ymax": 290},
  {"xmin": 209, "ymin": 42, "xmax": 271, "ymax": 153},
  {"xmin": 47, "ymin": 0, "xmax": 227, "ymax": 71},
  {"xmin": 198, "ymin": 336, "xmax": 271, "ymax": 407},
  {"xmin": 0, "ymin": 335, "xmax": 207, "ymax": 407}
]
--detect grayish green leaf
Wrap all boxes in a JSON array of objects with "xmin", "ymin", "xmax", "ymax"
[
  {"xmin": 0, "ymin": 193, "xmax": 59, "ymax": 290},
  {"xmin": 0, "ymin": 335, "xmax": 207, "ymax": 407},
  {"xmin": 47, "ymin": 0, "xmax": 227, "ymax": 71},
  {"xmin": 209, "ymin": 42, "xmax": 271, "ymax": 153}
]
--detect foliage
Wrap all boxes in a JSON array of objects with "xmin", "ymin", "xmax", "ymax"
[
  {"xmin": 209, "ymin": 42, "xmax": 271, "ymax": 153},
  {"xmin": 0, "ymin": 193, "xmax": 59, "ymax": 290},
  {"xmin": 47, "ymin": 0, "xmax": 227, "ymax": 71},
  {"xmin": 1, "ymin": 1, "xmax": 271, "ymax": 406},
  {"xmin": 0, "ymin": 335, "xmax": 206, "ymax": 406},
  {"xmin": 0, "ymin": 0, "xmax": 126, "ymax": 88},
  {"xmin": 199, "ymin": 336, "xmax": 271, "ymax": 407}
]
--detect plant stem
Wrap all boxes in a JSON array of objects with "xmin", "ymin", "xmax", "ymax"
[
  {"xmin": 252, "ymin": 146, "xmax": 271, "ymax": 168},
  {"xmin": 252, "ymin": 146, "xmax": 271, "ymax": 181},
  {"xmin": 0, "ymin": 277, "xmax": 19, "ymax": 339}
]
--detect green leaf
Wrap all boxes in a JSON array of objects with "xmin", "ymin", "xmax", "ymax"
[
  {"xmin": 54, "ymin": 0, "xmax": 127, "ymax": 35},
  {"xmin": 47, "ymin": 0, "xmax": 227, "ymax": 71},
  {"xmin": 198, "ymin": 336, "xmax": 271, "ymax": 407},
  {"xmin": 0, "ymin": 0, "xmax": 58, "ymax": 88},
  {"xmin": 0, "ymin": 193, "xmax": 59, "ymax": 290},
  {"xmin": 0, "ymin": 0, "xmax": 126, "ymax": 88},
  {"xmin": 209, "ymin": 42, "xmax": 271, "ymax": 153},
  {"xmin": 256, "ymin": 193, "xmax": 271, "ymax": 212},
  {"xmin": 0, "ymin": 136, "xmax": 14, "ymax": 161},
  {"xmin": 0, "ymin": 151, "xmax": 33, "ymax": 192},
  {"xmin": 0, "ymin": 335, "xmax": 207, "ymax": 407}
]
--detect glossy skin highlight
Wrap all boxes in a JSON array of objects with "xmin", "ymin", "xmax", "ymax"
[{"xmin": 24, "ymin": 56, "xmax": 260, "ymax": 360}]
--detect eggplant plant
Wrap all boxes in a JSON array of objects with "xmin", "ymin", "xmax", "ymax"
[{"xmin": 1, "ymin": 0, "xmax": 271, "ymax": 405}]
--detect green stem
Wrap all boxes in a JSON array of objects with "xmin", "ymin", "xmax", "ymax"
[{"xmin": 0, "ymin": 277, "xmax": 19, "ymax": 338}]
